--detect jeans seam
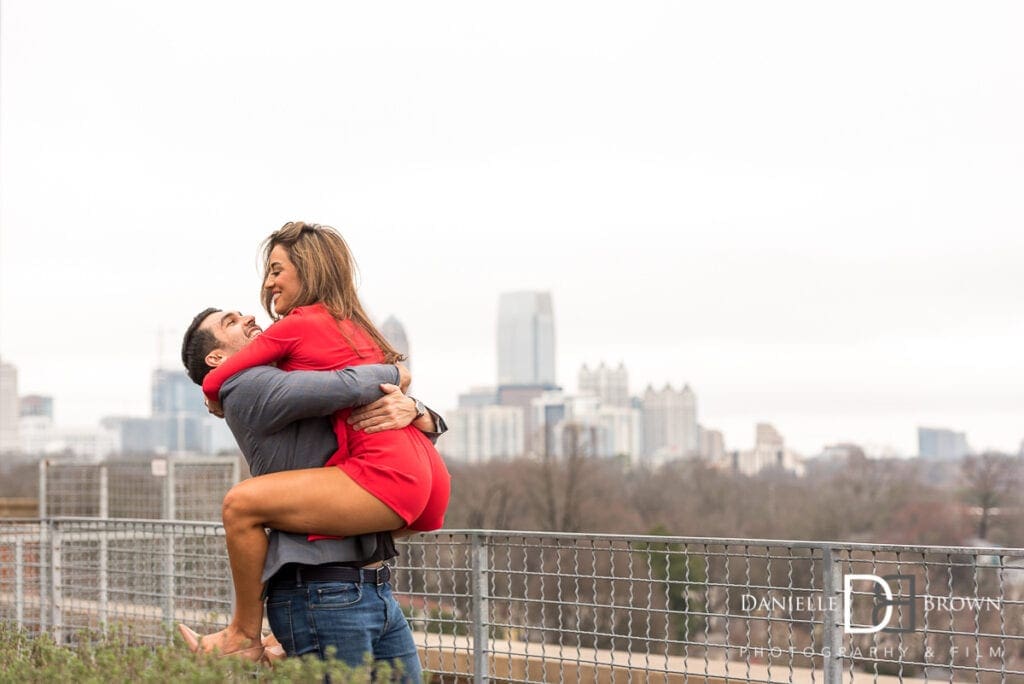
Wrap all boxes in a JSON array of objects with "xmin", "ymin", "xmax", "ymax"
[
  {"xmin": 304, "ymin": 587, "xmax": 322, "ymax": 657},
  {"xmin": 266, "ymin": 598, "xmax": 294, "ymax": 655},
  {"xmin": 376, "ymin": 584, "xmax": 390, "ymax": 647}
]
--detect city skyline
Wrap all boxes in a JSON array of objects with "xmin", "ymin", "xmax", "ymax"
[
  {"xmin": 1, "ymin": 3, "xmax": 1022, "ymax": 456},
  {"xmin": 1, "ymin": 307, "xmax": 1019, "ymax": 459}
]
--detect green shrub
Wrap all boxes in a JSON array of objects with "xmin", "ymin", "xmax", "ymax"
[{"xmin": 0, "ymin": 622, "xmax": 401, "ymax": 683}]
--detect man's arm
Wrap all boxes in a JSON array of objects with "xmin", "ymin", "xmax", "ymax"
[{"xmin": 224, "ymin": 364, "xmax": 400, "ymax": 435}]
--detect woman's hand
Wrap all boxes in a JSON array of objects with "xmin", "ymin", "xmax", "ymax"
[
  {"xmin": 396, "ymin": 363, "xmax": 411, "ymax": 392},
  {"xmin": 205, "ymin": 396, "xmax": 224, "ymax": 418}
]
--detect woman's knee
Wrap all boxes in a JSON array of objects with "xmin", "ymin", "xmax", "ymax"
[{"xmin": 222, "ymin": 480, "xmax": 264, "ymax": 527}]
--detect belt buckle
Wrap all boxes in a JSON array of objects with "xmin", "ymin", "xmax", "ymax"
[{"xmin": 374, "ymin": 564, "xmax": 387, "ymax": 586}]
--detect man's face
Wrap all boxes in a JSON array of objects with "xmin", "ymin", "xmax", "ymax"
[{"xmin": 201, "ymin": 311, "xmax": 262, "ymax": 367}]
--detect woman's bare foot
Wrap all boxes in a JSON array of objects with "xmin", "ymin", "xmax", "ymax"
[
  {"xmin": 261, "ymin": 632, "xmax": 286, "ymax": 665},
  {"xmin": 177, "ymin": 624, "xmax": 264, "ymax": 661}
]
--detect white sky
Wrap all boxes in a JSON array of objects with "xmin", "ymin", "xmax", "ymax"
[{"xmin": 1, "ymin": 1, "xmax": 1021, "ymax": 455}]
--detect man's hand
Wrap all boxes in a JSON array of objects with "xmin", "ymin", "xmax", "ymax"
[
  {"xmin": 205, "ymin": 397, "xmax": 224, "ymax": 419},
  {"xmin": 396, "ymin": 363, "xmax": 411, "ymax": 392},
  {"xmin": 347, "ymin": 383, "xmax": 416, "ymax": 433}
]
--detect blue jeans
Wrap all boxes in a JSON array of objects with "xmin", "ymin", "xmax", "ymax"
[{"xmin": 266, "ymin": 576, "xmax": 421, "ymax": 682}]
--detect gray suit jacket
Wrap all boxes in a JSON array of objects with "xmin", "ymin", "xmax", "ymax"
[{"xmin": 218, "ymin": 364, "xmax": 445, "ymax": 581}]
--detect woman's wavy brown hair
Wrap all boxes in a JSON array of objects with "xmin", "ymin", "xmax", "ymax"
[{"xmin": 261, "ymin": 221, "xmax": 404, "ymax": 364}]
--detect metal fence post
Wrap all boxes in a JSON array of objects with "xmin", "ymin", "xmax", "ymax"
[
  {"xmin": 38, "ymin": 461, "xmax": 50, "ymax": 633},
  {"xmin": 50, "ymin": 522, "xmax": 63, "ymax": 644},
  {"xmin": 15, "ymin": 538, "xmax": 24, "ymax": 628},
  {"xmin": 821, "ymin": 545, "xmax": 843, "ymax": 684},
  {"xmin": 38, "ymin": 519, "xmax": 48, "ymax": 632},
  {"xmin": 38, "ymin": 459, "xmax": 48, "ymax": 518},
  {"xmin": 98, "ymin": 465, "xmax": 109, "ymax": 629},
  {"xmin": 163, "ymin": 459, "xmax": 177, "ymax": 627},
  {"xmin": 470, "ymin": 533, "xmax": 490, "ymax": 684}
]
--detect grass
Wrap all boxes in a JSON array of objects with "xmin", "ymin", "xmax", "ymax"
[{"xmin": 0, "ymin": 622, "xmax": 405, "ymax": 683}]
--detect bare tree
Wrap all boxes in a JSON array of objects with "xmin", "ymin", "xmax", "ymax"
[{"xmin": 960, "ymin": 452, "xmax": 1021, "ymax": 540}]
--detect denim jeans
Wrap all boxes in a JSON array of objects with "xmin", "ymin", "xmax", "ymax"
[{"xmin": 266, "ymin": 576, "xmax": 422, "ymax": 682}]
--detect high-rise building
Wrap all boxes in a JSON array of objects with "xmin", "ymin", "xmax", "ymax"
[
  {"xmin": 381, "ymin": 316, "xmax": 410, "ymax": 369},
  {"xmin": 20, "ymin": 394, "xmax": 54, "ymax": 419},
  {"xmin": 19, "ymin": 395, "xmax": 56, "ymax": 455},
  {"xmin": 497, "ymin": 384, "xmax": 560, "ymax": 457},
  {"xmin": 568, "ymin": 398, "xmax": 642, "ymax": 462},
  {"xmin": 143, "ymin": 368, "xmax": 226, "ymax": 453},
  {"xmin": 817, "ymin": 443, "xmax": 867, "ymax": 461},
  {"xmin": 497, "ymin": 291, "xmax": 556, "ymax": 386},
  {"xmin": 101, "ymin": 416, "xmax": 155, "ymax": 454},
  {"xmin": 442, "ymin": 405, "xmax": 524, "ymax": 463},
  {"xmin": 737, "ymin": 423, "xmax": 804, "ymax": 475},
  {"xmin": 699, "ymin": 426, "xmax": 726, "ymax": 465},
  {"xmin": 526, "ymin": 391, "xmax": 642, "ymax": 462},
  {"xmin": 0, "ymin": 358, "xmax": 19, "ymax": 454},
  {"xmin": 530, "ymin": 390, "xmax": 569, "ymax": 459},
  {"xmin": 641, "ymin": 383, "xmax": 698, "ymax": 463},
  {"xmin": 458, "ymin": 386, "xmax": 497, "ymax": 408},
  {"xmin": 578, "ymin": 362, "xmax": 630, "ymax": 407},
  {"xmin": 918, "ymin": 427, "xmax": 969, "ymax": 460},
  {"xmin": 151, "ymin": 369, "xmax": 206, "ymax": 417}
]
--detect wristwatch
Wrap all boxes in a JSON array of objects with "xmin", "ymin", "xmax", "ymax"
[{"xmin": 409, "ymin": 396, "xmax": 427, "ymax": 420}]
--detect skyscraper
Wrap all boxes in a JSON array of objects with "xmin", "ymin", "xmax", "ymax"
[
  {"xmin": 641, "ymin": 383, "xmax": 698, "ymax": 463},
  {"xmin": 19, "ymin": 395, "xmax": 53, "ymax": 419},
  {"xmin": 918, "ymin": 427, "xmax": 970, "ymax": 460},
  {"xmin": 578, "ymin": 362, "xmax": 630, "ymax": 407},
  {"xmin": 699, "ymin": 426, "xmax": 726, "ymax": 464},
  {"xmin": 0, "ymin": 358, "xmax": 19, "ymax": 454},
  {"xmin": 442, "ymin": 404, "xmax": 525, "ymax": 462},
  {"xmin": 381, "ymin": 316, "xmax": 410, "ymax": 369},
  {"xmin": 737, "ymin": 422, "xmax": 803, "ymax": 475},
  {"xmin": 497, "ymin": 291, "xmax": 556, "ymax": 386},
  {"xmin": 19, "ymin": 395, "xmax": 55, "ymax": 455},
  {"xmin": 151, "ymin": 368, "xmax": 208, "ymax": 453}
]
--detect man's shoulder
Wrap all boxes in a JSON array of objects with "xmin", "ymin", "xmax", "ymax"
[
  {"xmin": 222, "ymin": 365, "xmax": 279, "ymax": 389},
  {"xmin": 221, "ymin": 366, "xmax": 283, "ymax": 409}
]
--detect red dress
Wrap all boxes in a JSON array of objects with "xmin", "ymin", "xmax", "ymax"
[{"xmin": 202, "ymin": 304, "xmax": 450, "ymax": 532}]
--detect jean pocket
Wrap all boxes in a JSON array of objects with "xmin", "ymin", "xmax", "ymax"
[{"xmin": 311, "ymin": 581, "xmax": 363, "ymax": 609}]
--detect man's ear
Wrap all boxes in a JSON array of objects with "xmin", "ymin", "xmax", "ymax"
[{"xmin": 205, "ymin": 349, "xmax": 226, "ymax": 368}]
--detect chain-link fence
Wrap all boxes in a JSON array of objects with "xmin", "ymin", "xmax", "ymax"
[
  {"xmin": 2, "ymin": 520, "xmax": 1022, "ymax": 682},
  {"xmin": 39, "ymin": 457, "xmax": 241, "ymax": 521}
]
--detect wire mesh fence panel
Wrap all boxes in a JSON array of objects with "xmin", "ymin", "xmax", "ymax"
[
  {"xmin": 171, "ymin": 459, "xmax": 239, "ymax": 521},
  {"xmin": 40, "ymin": 458, "xmax": 240, "ymax": 521},
  {"xmin": 393, "ymin": 534, "xmax": 826, "ymax": 684},
  {"xmin": 2, "ymin": 520, "xmax": 1022, "ymax": 682},
  {"xmin": 40, "ymin": 464, "xmax": 102, "ymax": 517},
  {"xmin": 0, "ymin": 521, "xmax": 47, "ymax": 633},
  {"xmin": 834, "ymin": 547, "xmax": 1024, "ymax": 684},
  {"xmin": 106, "ymin": 462, "xmax": 164, "ymax": 520},
  {"xmin": 1, "ymin": 519, "xmax": 232, "ymax": 645}
]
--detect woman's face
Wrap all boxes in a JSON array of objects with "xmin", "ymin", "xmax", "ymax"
[{"xmin": 264, "ymin": 244, "xmax": 301, "ymax": 315}]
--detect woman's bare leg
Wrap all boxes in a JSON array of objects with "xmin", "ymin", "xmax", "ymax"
[{"xmin": 194, "ymin": 467, "xmax": 403, "ymax": 655}]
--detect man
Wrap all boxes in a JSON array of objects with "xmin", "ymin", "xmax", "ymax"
[{"xmin": 180, "ymin": 307, "xmax": 443, "ymax": 680}]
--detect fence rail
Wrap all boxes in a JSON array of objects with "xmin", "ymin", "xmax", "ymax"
[{"xmin": 2, "ymin": 519, "xmax": 1022, "ymax": 683}]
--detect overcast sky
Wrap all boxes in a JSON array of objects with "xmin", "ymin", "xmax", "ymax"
[{"xmin": 1, "ymin": 1, "xmax": 1021, "ymax": 455}]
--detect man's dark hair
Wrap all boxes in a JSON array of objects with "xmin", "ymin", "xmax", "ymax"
[{"xmin": 181, "ymin": 307, "xmax": 222, "ymax": 385}]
